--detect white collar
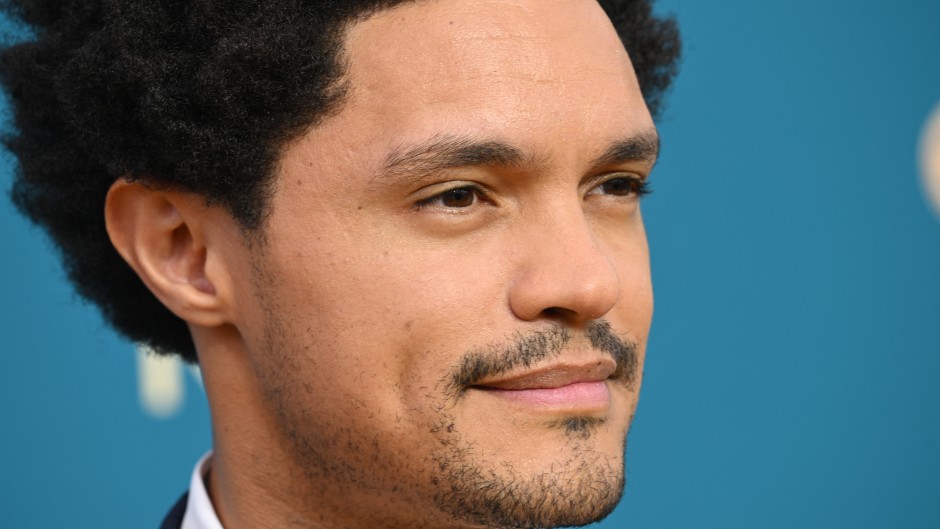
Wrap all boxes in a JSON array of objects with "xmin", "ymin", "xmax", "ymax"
[{"xmin": 181, "ymin": 452, "xmax": 226, "ymax": 529}]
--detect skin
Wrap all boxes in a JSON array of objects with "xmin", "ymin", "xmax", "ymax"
[{"xmin": 106, "ymin": 0, "xmax": 657, "ymax": 527}]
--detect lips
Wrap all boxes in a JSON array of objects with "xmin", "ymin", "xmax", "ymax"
[
  {"xmin": 468, "ymin": 360, "xmax": 616, "ymax": 409},
  {"xmin": 471, "ymin": 360, "xmax": 616, "ymax": 390}
]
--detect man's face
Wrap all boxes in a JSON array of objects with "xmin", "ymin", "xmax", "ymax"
[{"xmin": 227, "ymin": 0, "xmax": 656, "ymax": 526}]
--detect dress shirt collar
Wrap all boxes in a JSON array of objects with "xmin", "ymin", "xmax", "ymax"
[{"xmin": 181, "ymin": 452, "xmax": 225, "ymax": 529}]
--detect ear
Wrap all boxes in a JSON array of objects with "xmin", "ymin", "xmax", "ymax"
[{"xmin": 105, "ymin": 179, "xmax": 236, "ymax": 328}]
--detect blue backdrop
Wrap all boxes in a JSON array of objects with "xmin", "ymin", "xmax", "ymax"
[{"xmin": 2, "ymin": 1, "xmax": 939, "ymax": 527}]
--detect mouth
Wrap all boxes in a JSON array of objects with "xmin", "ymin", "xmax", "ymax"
[{"xmin": 467, "ymin": 360, "xmax": 616, "ymax": 410}]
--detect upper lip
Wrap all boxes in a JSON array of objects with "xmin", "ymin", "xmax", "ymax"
[{"xmin": 469, "ymin": 358, "xmax": 617, "ymax": 391}]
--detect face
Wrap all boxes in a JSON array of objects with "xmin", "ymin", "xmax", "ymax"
[{"xmin": 226, "ymin": 0, "xmax": 656, "ymax": 527}]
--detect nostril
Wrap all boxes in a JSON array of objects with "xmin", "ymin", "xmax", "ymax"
[{"xmin": 541, "ymin": 306, "xmax": 577, "ymax": 320}]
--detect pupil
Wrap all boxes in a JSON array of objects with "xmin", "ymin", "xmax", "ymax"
[{"xmin": 443, "ymin": 188, "xmax": 474, "ymax": 207}]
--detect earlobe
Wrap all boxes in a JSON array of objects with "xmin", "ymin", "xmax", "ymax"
[{"xmin": 105, "ymin": 179, "xmax": 232, "ymax": 328}]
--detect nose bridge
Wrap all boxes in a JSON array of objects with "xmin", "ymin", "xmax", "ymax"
[{"xmin": 509, "ymin": 198, "xmax": 621, "ymax": 323}]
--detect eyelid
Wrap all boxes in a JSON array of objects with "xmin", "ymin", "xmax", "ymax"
[
  {"xmin": 585, "ymin": 172, "xmax": 651, "ymax": 197},
  {"xmin": 412, "ymin": 182, "xmax": 491, "ymax": 210}
]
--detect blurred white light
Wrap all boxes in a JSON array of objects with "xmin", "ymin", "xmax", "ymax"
[
  {"xmin": 920, "ymin": 101, "xmax": 940, "ymax": 218},
  {"xmin": 189, "ymin": 363, "xmax": 204, "ymax": 388},
  {"xmin": 136, "ymin": 344, "xmax": 184, "ymax": 419}
]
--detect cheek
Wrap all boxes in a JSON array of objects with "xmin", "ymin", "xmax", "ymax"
[
  {"xmin": 258, "ymin": 230, "xmax": 509, "ymax": 408},
  {"xmin": 619, "ymin": 257, "xmax": 653, "ymax": 329},
  {"xmin": 602, "ymin": 218, "xmax": 653, "ymax": 327}
]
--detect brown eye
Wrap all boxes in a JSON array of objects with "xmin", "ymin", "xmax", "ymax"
[
  {"xmin": 415, "ymin": 184, "xmax": 492, "ymax": 213},
  {"xmin": 414, "ymin": 184, "xmax": 488, "ymax": 211},
  {"xmin": 589, "ymin": 175, "xmax": 650, "ymax": 199},
  {"xmin": 600, "ymin": 177, "xmax": 639, "ymax": 196},
  {"xmin": 438, "ymin": 187, "xmax": 476, "ymax": 208}
]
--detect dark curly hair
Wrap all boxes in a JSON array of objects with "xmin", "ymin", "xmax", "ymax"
[{"xmin": 0, "ymin": 0, "xmax": 680, "ymax": 362}]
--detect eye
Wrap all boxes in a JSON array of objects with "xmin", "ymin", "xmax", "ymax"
[
  {"xmin": 415, "ymin": 185, "xmax": 485, "ymax": 210},
  {"xmin": 588, "ymin": 175, "xmax": 651, "ymax": 198}
]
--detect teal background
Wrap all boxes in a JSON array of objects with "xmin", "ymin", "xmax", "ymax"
[{"xmin": 2, "ymin": 1, "xmax": 939, "ymax": 527}]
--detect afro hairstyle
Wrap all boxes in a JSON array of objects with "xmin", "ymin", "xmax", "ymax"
[{"xmin": 0, "ymin": 0, "xmax": 680, "ymax": 362}]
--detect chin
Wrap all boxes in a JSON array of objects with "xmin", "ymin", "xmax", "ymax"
[
  {"xmin": 428, "ymin": 414, "xmax": 628, "ymax": 529},
  {"xmin": 432, "ymin": 462, "xmax": 625, "ymax": 529}
]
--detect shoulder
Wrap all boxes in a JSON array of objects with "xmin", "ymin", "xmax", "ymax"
[{"xmin": 159, "ymin": 492, "xmax": 189, "ymax": 529}]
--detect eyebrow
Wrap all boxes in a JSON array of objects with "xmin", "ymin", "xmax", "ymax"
[
  {"xmin": 374, "ymin": 135, "xmax": 532, "ymax": 186},
  {"xmin": 373, "ymin": 129, "xmax": 660, "ymax": 186},
  {"xmin": 589, "ymin": 130, "xmax": 660, "ymax": 169}
]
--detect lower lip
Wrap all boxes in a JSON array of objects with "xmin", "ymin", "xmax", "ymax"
[{"xmin": 478, "ymin": 381, "xmax": 611, "ymax": 408}]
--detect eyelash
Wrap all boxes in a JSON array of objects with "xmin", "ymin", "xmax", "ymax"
[
  {"xmin": 413, "ymin": 184, "xmax": 489, "ymax": 210},
  {"xmin": 591, "ymin": 175, "xmax": 652, "ymax": 199}
]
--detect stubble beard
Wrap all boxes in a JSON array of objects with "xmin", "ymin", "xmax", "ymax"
[
  {"xmin": 252, "ymin": 263, "xmax": 635, "ymax": 528},
  {"xmin": 427, "ymin": 323, "xmax": 633, "ymax": 529},
  {"xmin": 428, "ymin": 412, "xmax": 627, "ymax": 529},
  {"xmin": 259, "ymin": 330, "xmax": 631, "ymax": 528}
]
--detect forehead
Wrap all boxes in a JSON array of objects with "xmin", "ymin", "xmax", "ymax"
[
  {"xmin": 350, "ymin": 0, "xmax": 628, "ymax": 81},
  {"xmin": 283, "ymin": 0, "xmax": 652, "ymax": 178}
]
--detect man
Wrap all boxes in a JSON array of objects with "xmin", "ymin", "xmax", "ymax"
[{"xmin": 1, "ymin": 0, "xmax": 680, "ymax": 527}]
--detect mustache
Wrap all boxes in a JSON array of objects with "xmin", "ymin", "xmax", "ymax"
[{"xmin": 445, "ymin": 320, "xmax": 638, "ymax": 398}]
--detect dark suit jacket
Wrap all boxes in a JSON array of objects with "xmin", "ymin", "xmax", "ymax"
[{"xmin": 159, "ymin": 493, "xmax": 188, "ymax": 529}]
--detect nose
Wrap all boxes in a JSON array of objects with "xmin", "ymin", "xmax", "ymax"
[{"xmin": 508, "ymin": 208, "xmax": 621, "ymax": 325}]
